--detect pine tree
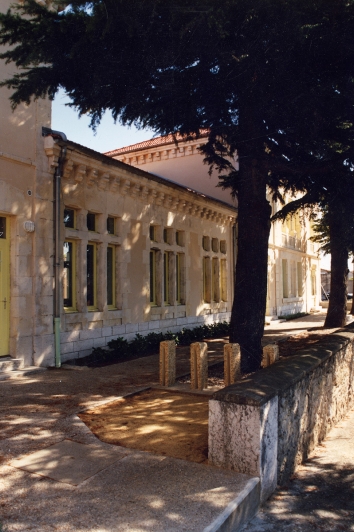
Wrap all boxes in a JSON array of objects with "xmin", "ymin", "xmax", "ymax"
[{"xmin": 1, "ymin": 0, "xmax": 354, "ymax": 371}]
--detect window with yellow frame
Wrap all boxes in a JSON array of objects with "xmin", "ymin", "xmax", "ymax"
[
  {"xmin": 63, "ymin": 240, "xmax": 76, "ymax": 311},
  {"xmin": 87, "ymin": 243, "xmax": 97, "ymax": 309},
  {"xmin": 150, "ymin": 249, "xmax": 157, "ymax": 304},
  {"xmin": 107, "ymin": 245, "xmax": 116, "ymax": 309}
]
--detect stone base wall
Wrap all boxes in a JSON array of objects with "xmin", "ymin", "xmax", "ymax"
[
  {"xmin": 209, "ymin": 324, "xmax": 354, "ymax": 501},
  {"xmin": 59, "ymin": 311, "xmax": 231, "ymax": 364}
]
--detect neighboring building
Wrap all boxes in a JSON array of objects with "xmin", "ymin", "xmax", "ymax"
[
  {"xmin": 107, "ymin": 136, "xmax": 322, "ymax": 318},
  {"xmin": 321, "ymin": 269, "xmax": 331, "ymax": 298},
  {"xmin": 105, "ymin": 132, "xmax": 237, "ymax": 208}
]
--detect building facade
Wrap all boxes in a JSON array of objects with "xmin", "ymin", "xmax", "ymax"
[{"xmin": 107, "ymin": 136, "xmax": 321, "ymax": 319}]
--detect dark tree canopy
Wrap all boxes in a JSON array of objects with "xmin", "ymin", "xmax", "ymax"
[{"xmin": 1, "ymin": 0, "xmax": 354, "ymax": 370}]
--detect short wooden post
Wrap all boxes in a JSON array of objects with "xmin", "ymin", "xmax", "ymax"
[
  {"xmin": 262, "ymin": 344, "xmax": 279, "ymax": 368},
  {"xmin": 159, "ymin": 340, "xmax": 176, "ymax": 386},
  {"xmin": 190, "ymin": 342, "xmax": 208, "ymax": 390},
  {"xmin": 224, "ymin": 343, "xmax": 241, "ymax": 386}
]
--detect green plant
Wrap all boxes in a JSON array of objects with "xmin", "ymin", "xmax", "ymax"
[
  {"xmin": 280, "ymin": 312, "xmax": 309, "ymax": 321},
  {"xmin": 84, "ymin": 321, "xmax": 231, "ymax": 365}
]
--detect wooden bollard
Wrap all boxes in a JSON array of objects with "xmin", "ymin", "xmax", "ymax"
[
  {"xmin": 224, "ymin": 343, "xmax": 241, "ymax": 386},
  {"xmin": 262, "ymin": 344, "xmax": 279, "ymax": 368},
  {"xmin": 190, "ymin": 342, "xmax": 208, "ymax": 390},
  {"xmin": 159, "ymin": 340, "xmax": 176, "ymax": 386}
]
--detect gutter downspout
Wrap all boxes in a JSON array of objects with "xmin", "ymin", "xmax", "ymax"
[{"xmin": 42, "ymin": 127, "xmax": 67, "ymax": 368}]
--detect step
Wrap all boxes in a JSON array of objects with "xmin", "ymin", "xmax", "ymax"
[
  {"xmin": 5, "ymin": 366, "xmax": 47, "ymax": 379},
  {"xmin": 0, "ymin": 357, "xmax": 23, "ymax": 372}
]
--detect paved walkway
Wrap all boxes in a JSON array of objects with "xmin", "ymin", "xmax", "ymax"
[
  {"xmin": 1, "ymin": 312, "xmax": 353, "ymax": 531},
  {"xmin": 240, "ymin": 404, "xmax": 354, "ymax": 531}
]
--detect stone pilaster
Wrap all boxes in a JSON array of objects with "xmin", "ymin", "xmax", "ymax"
[
  {"xmin": 224, "ymin": 343, "xmax": 241, "ymax": 386},
  {"xmin": 159, "ymin": 340, "xmax": 176, "ymax": 386},
  {"xmin": 190, "ymin": 342, "xmax": 208, "ymax": 390}
]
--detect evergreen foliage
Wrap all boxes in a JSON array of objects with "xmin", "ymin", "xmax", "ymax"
[{"xmin": 1, "ymin": 0, "xmax": 354, "ymax": 369}]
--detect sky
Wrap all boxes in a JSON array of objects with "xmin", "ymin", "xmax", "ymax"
[{"xmin": 52, "ymin": 89, "xmax": 154, "ymax": 153}]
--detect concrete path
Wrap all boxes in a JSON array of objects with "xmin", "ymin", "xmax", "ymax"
[
  {"xmin": 240, "ymin": 405, "xmax": 354, "ymax": 532},
  {"xmin": 0, "ymin": 339, "xmax": 259, "ymax": 532}
]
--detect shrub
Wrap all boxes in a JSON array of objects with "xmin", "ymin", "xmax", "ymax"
[
  {"xmin": 280, "ymin": 312, "xmax": 309, "ymax": 321},
  {"xmin": 80, "ymin": 320, "xmax": 230, "ymax": 366}
]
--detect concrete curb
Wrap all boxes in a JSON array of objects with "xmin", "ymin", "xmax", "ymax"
[{"xmin": 203, "ymin": 477, "xmax": 260, "ymax": 532}]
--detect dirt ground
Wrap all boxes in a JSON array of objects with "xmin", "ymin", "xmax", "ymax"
[
  {"xmin": 79, "ymin": 389, "xmax": 210, "ymax": 463},
  {"xmin": 78, "ymin": 328, "xmax": 341, "ymax": 465}
]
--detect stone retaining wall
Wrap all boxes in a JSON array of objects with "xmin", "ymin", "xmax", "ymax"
[{"xmin": 209, "ymin": 324, "xmax": 354, "ymax": 501}]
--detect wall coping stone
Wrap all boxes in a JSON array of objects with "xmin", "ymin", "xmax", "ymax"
[{"xmin": 212, "ymin": 327, "xmax": 354, "ymax": 407}]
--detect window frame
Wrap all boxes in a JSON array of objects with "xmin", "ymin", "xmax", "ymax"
[
  {"xmin": 64, "ymin": 208, "xmax": 76, "ymax": 229},
  {"xmin": 87, "ymin": 242, "xmax": 97, "ymax": 310},
  {"xmin": 107, "ymin": 244, "xmax": 116, "ymax": 309},
  {"xmin": 63, "ymin": 240, "xmax": 76, "ymax": 311}
]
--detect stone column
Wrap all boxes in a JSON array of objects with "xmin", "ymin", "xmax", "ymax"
[
  {"xmin": 262, "ymin": 344, "xmax": 279, "ymax": 368},
  {"xmin": 224, "ymin": 343, "xmax": 241, "ymax": 386},
  {"xmin": 159, "ymin": 340, "xmax": 176, "ymax": 386},
  {"xmin": 190, "ymin": 342, "xmax": 208, "ymax": 390},
  {"xmin": 209, "ymin": 394, "xmax": 278, "ymax": 502}
]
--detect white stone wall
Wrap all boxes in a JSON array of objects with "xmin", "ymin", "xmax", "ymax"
[{"xmin": 209, "ymin": 327, "xmax": 354, "ymax": 500}]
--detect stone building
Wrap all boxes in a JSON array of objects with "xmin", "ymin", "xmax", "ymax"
[{"xmin": 107, "ymin": 136, "xmax": 321, "ymax": 318}]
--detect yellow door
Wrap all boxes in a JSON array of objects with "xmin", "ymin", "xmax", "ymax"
[{"xmin": 0, "ymin": 216, "xmax": 10, "ymax": 356}]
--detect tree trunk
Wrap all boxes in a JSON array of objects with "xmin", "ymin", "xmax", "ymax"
[
  {"xmin": 350, "ymin": 262, "xmax": 354, "ymax": 315},
  {"xmin": 229, "ymin": 157, "xmax": 271, "ymax": 373},
  {"xmin": 324, "ymin": 206, "xmax": 348, "ymax": 328}
]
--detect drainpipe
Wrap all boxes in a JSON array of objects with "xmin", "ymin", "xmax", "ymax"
[{"xmin": 42, "ymin": 127, "xmax": 67, "ymax": 368}]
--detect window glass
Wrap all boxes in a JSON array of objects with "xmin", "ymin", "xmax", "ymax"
[
  {"xmin": 107, "ymin": 217, "xmax": 115, "ymax": 235},
  {"xmin": 176, "ymin": 230, "xmax": 184, "ymax": 246},
  {"xmin": 87, "ymin": 212, "xmax": 96, "ymax": 232},
  {"xmin": 212, "ymin": 257, "xmax": 220, "ymax": 302},
  {"xmin": 212, "ymin": 238, "xmax": 219, "ymax": 253},
  {"xmin": 164, "ymin": 251, "xmax": 169, "ymax": 303},
  {"xmin": 150, "ymin": 250, "xmax": 156, "ymax": 303},
  {"xmin": 282, "ymin": 259, "xmax": 289, "ymax": 298},
  {"xmin": 221, "ymin": 259, "xmax": 227, "ymax": 301},
  {"xmin": 150, "ymin": 225, "xmax": 156, "ymax": 241},
  {"xmin": 0, "ymin": 217, "xmax": 6, "ymax": 239},
  {"xmin": 202, "ymin": 236, "xmax": 210, "ymax": 251},
  {"xmin": 87, "ymin": 244, "xmax": 96, "ymax": 307},
  {"xmin": 64, "ymin": 208, "xmax": 75, "ymax": 228},
  {"xmin": 63, "ymin": 241, "xmax": 75, "ymax": 309},
  {"xmin": 107, "ymin": 245, "xmax": 115, "ymax": 307},
  {"xmin": 203, "ymin": 257, "xmax": 211, "ymax": 303}
]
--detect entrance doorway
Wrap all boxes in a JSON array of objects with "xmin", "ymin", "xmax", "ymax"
[{"xmin": 0, "ymin": 216, "xmax": 10, "ymax": 356}]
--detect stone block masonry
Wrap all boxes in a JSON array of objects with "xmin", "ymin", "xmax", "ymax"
[
  {"xmin": 209, "ymin": 323, "xmax": 354, "ymax": 501},
  {"xmin": 224, "ymin": 343, "xmax": 241, "ymax": 386},
  {"xmin": 190, "ymin": 342, "xmax": 208, "ymax": 390},
  {"xmin": 159, "ymin": 340, "xmax": 176, "ymax": 386}
]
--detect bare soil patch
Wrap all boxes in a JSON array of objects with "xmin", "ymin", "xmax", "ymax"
[
  {"xmin": 79, "ymin": 389, "xmax": 209, "ymax": 464},
  {"xmin": 78, "ymin": 329, "xmax": 340, "ymax": 464}
]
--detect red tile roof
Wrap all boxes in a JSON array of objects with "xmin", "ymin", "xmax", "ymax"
[{"xmin": 104, "ymin": 130, "xmax": 209, "ymax": 157}]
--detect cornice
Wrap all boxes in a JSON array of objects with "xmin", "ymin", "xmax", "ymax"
[
  {"xmin": 114, "ymin": 138, "xmax": 205, "ymax": 167},
  {"xmin": 44, "ymin": 138, "xmax": 236, "ymax": 225}
]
